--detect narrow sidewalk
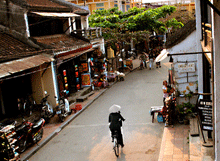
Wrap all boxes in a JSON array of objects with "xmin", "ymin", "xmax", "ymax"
[{"xmin": 158, "ymin": 124, "xmax": 190, "ymax": 161}]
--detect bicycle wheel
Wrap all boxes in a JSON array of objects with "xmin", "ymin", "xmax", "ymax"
[{"xmin": 113, "ymin": 137, "xmax": 119, "ymax": 157}]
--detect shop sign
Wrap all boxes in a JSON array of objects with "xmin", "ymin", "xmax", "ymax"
[
  {"xmin": 81, "ymin": 63, "xmax": 88, "ymax": 72},
  {"xmin": 81, "ymin": 73, "xmax": 91, "ymax": 87},
  {"xmin": 198, "ymin": 99, "xmax": 213, "ymax": 131},
  {"xmin": 178, "ymin": 63, "xmax": 195, "ymax": 73}
]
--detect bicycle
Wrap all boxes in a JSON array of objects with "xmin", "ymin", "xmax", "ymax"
[{"xmin": 112, "ymin": 130, "xmax": 120, "ymax": 157}]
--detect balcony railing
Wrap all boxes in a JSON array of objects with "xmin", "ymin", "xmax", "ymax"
[{"xmin": 72, "ymin": 27, "xmax": 102, "ymax": 40}]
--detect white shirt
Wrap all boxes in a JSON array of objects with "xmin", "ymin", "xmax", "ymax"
[{"xmin": 162, "ymin": 85, "xmax": 169, "ymax": 98}]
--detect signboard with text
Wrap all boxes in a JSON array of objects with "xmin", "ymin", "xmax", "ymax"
[
  {"xmin": 81, "ymin": 73, "xmax": 91, "ymax": 87},
  {"xmin": 198, "ymin": 99, "xmax": 213, "ymax": 131},
  {"xmin": 178, "ymin": 63, "xmax": 195, "ymax": 73}
]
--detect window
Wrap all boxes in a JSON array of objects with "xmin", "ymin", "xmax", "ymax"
[
  {"xmin": 96, "ymin": 3, "xmax": 104, "ymax": 7},
  {"xmin": 126, "ymin": 5, "xmax": 130, "ymax": 11},
  {"xmin": 96, "ymin": 3, "xmax": 104, "ymax": 11}
]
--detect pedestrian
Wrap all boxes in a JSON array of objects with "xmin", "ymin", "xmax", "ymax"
[
  {"xmin": 139, "ymin": 52, "xmax": 147, "ymax": 68},
  {"xmin": 162, "ymin": 80, "xmax": 169, "ymax": 107},
  {"xmin": 149, "ymin": 49, "xmax": 154, "ymax": 70}
]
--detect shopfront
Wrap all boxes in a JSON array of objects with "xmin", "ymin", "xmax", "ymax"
[
  {"xmin": 56, "ymin": 47, "xmax": 95, "ymax": 96},
  {"xmin": 0, "ymin": 55, "xmax": 53, "ymax": 119},
  {"xmin": 0, "ymin": 74, "xmax": 32, "ymax": 118}
]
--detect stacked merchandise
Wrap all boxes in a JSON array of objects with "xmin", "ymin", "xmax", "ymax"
[{"xmin": 0, "ymin": 125, "xmax": 20, "ymax": 161}]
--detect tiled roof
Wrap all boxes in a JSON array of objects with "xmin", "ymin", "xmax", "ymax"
[
  {"xmin": 33, "ymin": 34, "xmax": 91, "ymax": 53},
  {"xmin": 26, "ymin": 0, "xmax": 67, "ymax": 8},
  {"xmin": 52, "ymin": 0, "xmax": 89, "ymax": 15},
  {"xmin": 10, "ymin": 0, "xmax": 89, "ymax": 14},
  {"xmin": 0, "ymin": 33, "xmax": 39, "ymax": 63}
]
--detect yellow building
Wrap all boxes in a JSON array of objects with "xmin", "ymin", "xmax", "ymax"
[{"xmin": 66, "ymin": 0, "xmax": 142, "ymax": 14}]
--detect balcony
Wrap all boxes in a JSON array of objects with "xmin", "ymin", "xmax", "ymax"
[{"xmin": 71, "ymin": 27, "xmax": 102, "ymax": 41}]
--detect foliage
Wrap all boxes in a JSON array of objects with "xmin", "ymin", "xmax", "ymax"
[
  {"xmin": 176, "ymin": 102, "xmax": 195, "ymax": 118},
  {"xmin": 89, "ymin": 6, "xmax": 184, "ymax": 45}
]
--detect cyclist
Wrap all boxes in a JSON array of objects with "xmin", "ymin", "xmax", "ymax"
[{"xmin": 109, "ymin": 110, "xmax": 125, "ymax": 147}]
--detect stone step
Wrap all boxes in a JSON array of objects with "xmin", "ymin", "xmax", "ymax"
[
  {"xmin": 189, "ymin": 118, "xmax": 214, "ymax": 161},
  {"xmin": 190, "ymin": 117, "xmax": 199, "ymax": 136},
  {"xmin": 76, "ymin": 91, "xmax": 94, "ymax": 102}
]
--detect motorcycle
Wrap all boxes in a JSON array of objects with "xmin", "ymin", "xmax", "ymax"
[
  {"xmin": 55, "ymin": 90, "xmax": 72, "ymax": 122},
  {"xmin": 16, "ymin": 118, "xmax": 45, "ymax": 153},
  {"xmin": 40, "ymin": 91, "xmax": 55, "ymax": 123},
  {"xmin": 17, "ymin": 94, "xmax": 36, "ymax": 117},
  {"xmin": 128, "ymin": 49, "xmax": 136, "ymax": 60}
]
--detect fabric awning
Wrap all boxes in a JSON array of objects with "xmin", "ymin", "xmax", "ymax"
[
  {"xmin": 31, "ymin": 12, "xmax": 80, "ymax": 18},
  {"xmin": 0, "ymin": 55, "xmax": 53, "ymax": 79}
]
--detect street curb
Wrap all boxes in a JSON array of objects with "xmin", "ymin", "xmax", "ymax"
[{"xmin": 21, "ymin": 67, "xmax": 138, "ymax": 161}]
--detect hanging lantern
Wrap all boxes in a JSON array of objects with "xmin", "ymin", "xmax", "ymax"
[
  {"xmin": 64, "ymin": 77, "xmax": 67, "ymax": 83},
  {"xmin": 63, "ymin": 70, "xmax": 67, "ymax": 76}
]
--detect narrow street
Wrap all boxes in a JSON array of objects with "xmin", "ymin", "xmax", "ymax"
[{"xmin": 28, "ymin": 58, "xmax": 171, "ymax": 161}]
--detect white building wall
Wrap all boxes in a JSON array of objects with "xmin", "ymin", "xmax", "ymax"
[
  {"xmin": 195, "ymin": 0, "xmax": 203, "ymax": 94},
  {"xmin": 31, "ymin": 63, "xmax": 57, "ymax": 107},
  {"xmin": 81, "ymin": 16, "xmax": 89, "ymax": 29},
  {"xmin": 167, "ymin": 30, "xmax": 199, "ymax": 104},
  {"xmin": 41, "ymin": 63, "xmax": 57, "ymax": 108},
  {"xmin": 31, "ymin": 68, "xmax": 44, "ymax": 104}
]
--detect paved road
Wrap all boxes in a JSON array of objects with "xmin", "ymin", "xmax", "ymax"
[{"xmin": 28, "ymin": 58, "xmax": 171, "ymax": 161}]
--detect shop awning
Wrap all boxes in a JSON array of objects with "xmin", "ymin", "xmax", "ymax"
[
  {"xmin": 58, "ymin": 48, "xmax": 95, "ymax": 61},
  {"xmin": 31, "ymin": 12, "xmax": 80, "ymax": 18},
  {"xmin": 0, "ymin": 55, "xmax": 53, "ymax": 79}
]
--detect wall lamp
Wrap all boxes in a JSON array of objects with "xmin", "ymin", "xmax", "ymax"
[{"xmin": 167, "ymin": 51, "xmax": 212, "ymax": 63}]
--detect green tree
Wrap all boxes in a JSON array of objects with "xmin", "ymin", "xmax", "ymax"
[{"xmin": 89, "ymin": 6, "xmax": 183, "ymax": 48}]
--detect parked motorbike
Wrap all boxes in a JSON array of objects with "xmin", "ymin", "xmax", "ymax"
[
  {"xmin": 16, "ymin": 118, "xmax": 45, "ymax": 153},
  {"xmin": 128, "ymin": 48, "xmax": 137, "ymax": 59},
  {"xmin": 55, "ymin": 90, "xmax": 72, "ymax": 122},
  {"xmin": 18, "ymin": 94, "xmax": 36, "ymax": 116},
  {"xmin": 40, "ymin": 91, "xmax": 55, "ymax": 123}
]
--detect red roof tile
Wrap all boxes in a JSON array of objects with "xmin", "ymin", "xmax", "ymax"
[
  {"xmin": 0, "ymin": 33, "xmax": 39, "ymax": 63},
  {"xmin": 33, "ymin": 34, "xmax": 91, "ymax": 52}
]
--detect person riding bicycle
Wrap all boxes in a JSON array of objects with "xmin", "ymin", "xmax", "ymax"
[{"xmin": 108, "ymin": 105, "xmax": 125, "ymax": 147}]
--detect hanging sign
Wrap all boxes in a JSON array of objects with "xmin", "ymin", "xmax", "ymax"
[
  {"xmin": 198, "ymin": 99, "xmax": 213, "ymax": 131},
  {"xmin": 81, "ymin": 63, "xmax": 88, "ymax": 72},
  {"xmin": 178, "ymin": 63, "xmax": 195, "ymax": 73},
  {"xmin": 81, "ymin": 73, "xmax": 91, "ymax": 87}
]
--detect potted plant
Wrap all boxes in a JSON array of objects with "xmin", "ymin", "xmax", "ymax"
[{"xmin": 176, "ymin": 102, "xmax": 195, "ymax": 124}]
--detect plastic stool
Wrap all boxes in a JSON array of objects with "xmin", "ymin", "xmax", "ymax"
[{"xmin": 75, "ymin": 104, "xmax": 82, "ymax": 111}]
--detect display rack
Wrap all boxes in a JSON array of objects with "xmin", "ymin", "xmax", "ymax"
[{"xmin": 0, "ymin": 125, "xmax": 20, "ymax": 161}]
